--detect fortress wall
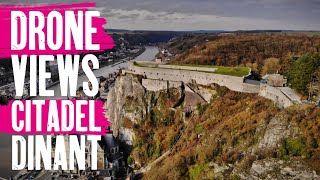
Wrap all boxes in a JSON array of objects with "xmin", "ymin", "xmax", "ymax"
[
  {"xmin": 259, "ymin": 84, "xmax": 294, "ymax": 108},
  {"xmin": 127, "ymin": 63, "xmax": 297, "ymax": 108},
  {"xmin": 142, "ymin": 79, "xmax": 183, "ymax": 91},
  {"xmin": 128, "ymin": 62, "xmax": 258, "ymax": 93},
  {"xmin": 157, "ymin": 64, "xmax": 217, "ymax": 72},
  {"xmin": 242, "ymin": 83, "xmax": 260, "ymax": 93},
  {"xmin": 168, "ymin": 81, "xmax": 183, "ymax": 89},
  {"xmin": 142, "ymin": 79, "xmax": 168, "ymax": 91}
]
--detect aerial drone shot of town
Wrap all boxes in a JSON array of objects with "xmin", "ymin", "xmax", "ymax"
[{"xmin": 0, "ymin": 0, "xmax": 320, "ymax": 180}]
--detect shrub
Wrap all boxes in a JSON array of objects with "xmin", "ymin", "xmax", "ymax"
[
  {"xmin": 154, "ymin": 143, "xmax": 162, "ymax": 158},
  {"xmin": 195, "ymin": 125, "xmax": 204, "ymax": 135},
  {"xmin": 231, "ymin": 174, "xmax": 241, "ymax": 180},
  {"xmin": 286, "ymin": 138, "xmax": 305, "ymax": 156},
  {"xmin": 196, "ymin": 103, "xmax": 208, "ymax": 115},
  {"xmin": 169, "ymin": 132, "xmax": 180, "ymax": 148},
  {"xmin": 216, "ymin": 85, "xmax": 228, "ymax": 97},
  {"xmin": 188, "ymin": 163, "xmax": 211, "ymax": 180},
  {"xmin": 280, "ymin": 138, "xmax": 309, "ymax": 160},
  {"xmin": 127, "ymin": 155, "xmax": 134, "ymax": 165}
]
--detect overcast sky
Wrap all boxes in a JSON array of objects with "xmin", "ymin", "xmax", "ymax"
[{"xmin": 1, "ymin": 0, "xmax": 319, "ymax": 31}]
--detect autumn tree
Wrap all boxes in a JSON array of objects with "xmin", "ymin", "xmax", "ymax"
[
  {"xmin": 171, "ymin": 34, "xmax": 320, "ymax": 67},
  {"xmin": 279, "ymin": 53, "xmax": 295, "ymax": 74},
  {"xmin": 245, "ymin": 62, "xmax": 258, "ymax": 71},
  {"xmin": 261, "ymin": 58, "xmax": 281, "ymax": 75}
]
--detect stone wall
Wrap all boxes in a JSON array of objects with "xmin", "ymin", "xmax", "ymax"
[
  {"xmin": 242, "ymin": 83, "xmax": 261, "ymax": 93},
  {"xmin": 259, "ymin": 84, "xmax": 294, "ymax": 108},
  {"xmin": 125, "ymin": 62, "xmax": 302, "ymax": 108},
  {"xmin": 142, "ymin": 79, "xmax": 167, "ymax": 91},
  {"xmin": 142, "ymin": 79, "xmax": 183, "ymax": 91},
  {"xmin": 128, "ymin": 62, "xmax": 259, "ymax": 93}
]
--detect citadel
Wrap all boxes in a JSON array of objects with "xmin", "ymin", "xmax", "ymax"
[{"xmin": 123, "ymin": 61, "xmax": 301, "ymax": 108}]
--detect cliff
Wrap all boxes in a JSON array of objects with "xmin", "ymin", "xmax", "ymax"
[
  {"xmin": 107, "ymin": 74, "xmax": 147, "ymax": 139},
  {"xmin": 107, "ymin": 73, "xmax": 320, "ymax": 179}
]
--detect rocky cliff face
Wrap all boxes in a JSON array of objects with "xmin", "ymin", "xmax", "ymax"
[
  {"xmin": 107, "ymin": 74, "xmax": 147, "ymax": 140},
  {"xmin": 231, "ymin": 113, "xmax": 318, "ymax": 179},
  {"xmin": 106, "ymin": 74, "xmax": 185, "ymax": 145}
]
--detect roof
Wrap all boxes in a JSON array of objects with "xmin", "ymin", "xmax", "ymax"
[
  {"xmin": 102, "ymin": 132, "xmax": 119, "ymax": 148},
  {"xmin": 278, "ymin": 87, "xmax": 302, "ymax": 103},
  {"xmin": 262, "ymin": 74, "xmax": 286, "ymax": 81},
  {"xmin": 109, "ymin": 152, "xmax": 123, "ymax": 161}
]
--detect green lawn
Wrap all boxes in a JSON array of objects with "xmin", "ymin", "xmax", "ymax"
[
  {"xmin": 170, "ymin": 64, "xmax": 250, "ymax": 77},
  {"xmin": 133, "ymin": 62, "xmax": 250, "ymax": 77}
]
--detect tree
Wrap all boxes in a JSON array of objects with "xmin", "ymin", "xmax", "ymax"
[
  {"xmin": 287, "ymin": 54, "xmax": 320, "ymax": 95},
  {"xmin": 308, "ymin": 69, "xmax": 320, "ymax": 100},
  {"xmin": 261, "ymin": 58, "xmax": 281, "ymax": 75},
  {"xmin": 279, "ymin": 53, "xmax": 295, "ymax": 74},
  {"xmin": 245, "ymin": 62, "xmax": 258, "ymax": 71}
]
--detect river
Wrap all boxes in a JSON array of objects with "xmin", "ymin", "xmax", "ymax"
[{"xmin": 0, "ymin": 46, "xmax": 158, "ymax": 178}]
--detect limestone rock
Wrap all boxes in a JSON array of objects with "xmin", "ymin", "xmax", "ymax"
[
  {"xmin": 234, "ymin": 158, "xmax": 319, "ymax": 179},
  {"xmin": 106, "ymin": 74, "xmax": 147, "ymax": 138},
  {"xmin": 258, "ymin": 114, "xmax": 289, "ymax": 150}
]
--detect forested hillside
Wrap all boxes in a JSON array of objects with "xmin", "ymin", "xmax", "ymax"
[
  {"xmin": 168, "ymin": 33, "xmax": 320, "ymax": 97},
  {"xmin": 171, "ymin": 34, "xmax": 320, "ymax": 67}
]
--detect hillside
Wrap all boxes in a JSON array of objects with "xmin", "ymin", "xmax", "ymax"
[
  {"xmin": 167, "ymin": 34, "xmax": 320, "ymax": 97},
  {"xmin": 170, "ymin": 34, "xmax": 320, "ymax": 67},
  {"xmin": 106, "ymin": 73, "xmax": 320, "ymax": 179},
  {"xmin": 108, "ymin": 30, "xmax": 184, "ymax": 46},
  {"xmin": 145, "ymin": 94, "xmax": 320, "ymax": 179}
]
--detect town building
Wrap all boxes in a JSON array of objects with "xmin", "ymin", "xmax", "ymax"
[{"xmin": 103, "ymin": 130, "xmax": 126, "ymax": 176}]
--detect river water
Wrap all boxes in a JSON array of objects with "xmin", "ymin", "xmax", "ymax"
[{"xmin": 0, "ymin": 46, "xmax": 158, "ymax": 178}]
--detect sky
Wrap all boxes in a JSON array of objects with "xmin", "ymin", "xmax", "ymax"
[{"xmin": 0, "ymin": 0, "xmax": 319, "ymax": 31}]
